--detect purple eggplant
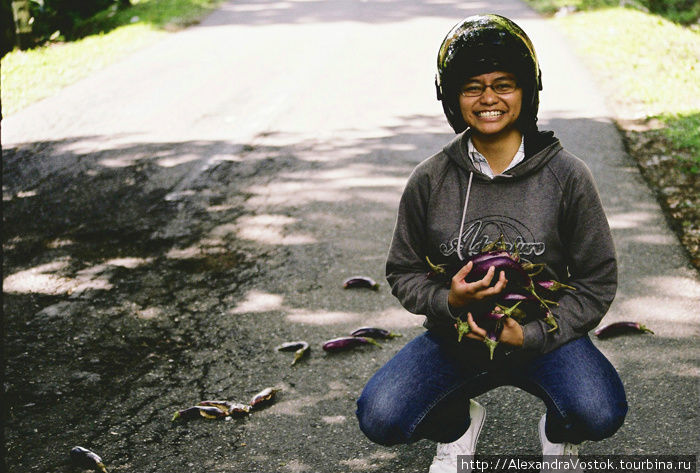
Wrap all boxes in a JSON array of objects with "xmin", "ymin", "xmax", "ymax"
[
  {"xmin": 249, "ymin": 387, "xmax": 280, "ymax": 409},
  {"xmin": 70, "ymin": 446, "xmax": 108, "ymax": 473},
  {"xmin": 594, "ymin": 321, "xmax": 654, "ymax": 339},
  {"xmin": 350, "ymin": 327, "xmax": 402, "ymax": 339},
  {"xmin": 197, "ymin": 400, "xmax": 251, "ymax": 416},
  {"xmin": 275, "ymin": 340, "xmax": 310, "ymax": 365},
  {"xmin": 501, "ymin": 292, "xmax": 534, "ymax": 302},
  {"xmin": 503, "ymin": 291, "xmax": 558, "ymax": 308},
  {"xmin": 172, "ymin": 405, "xmax": 227, "ymax": 422},
  {"xmin": 536, "ymin": 280, "xmax": 576, "ymax": 292},
  {"xmin": 426, "ymin": 251, "xmax": 515, "ymax": 279},
  {"xmin": 322, "ymin": 336, "xmax": 381, "ymax": 352},
  {"xmin": 470, "ymin": 250, "xmax": 516, "ymax": 265},
  {"xmin": 465, "ymin": 256, "xmax": 532, "ymax": 289},
  {"xmin": 343, "ymin": 276, "xmax": 380, "ymax": 290}
]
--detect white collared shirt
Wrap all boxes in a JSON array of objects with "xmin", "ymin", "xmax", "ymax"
[{"xmin": 467, "ymin": 136, "xmax": 525, "ymax": 179}]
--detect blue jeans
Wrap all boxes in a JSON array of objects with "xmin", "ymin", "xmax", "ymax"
[{"xmin": 356, "ymin": 331, "xmax": 627, "ymax": 446}]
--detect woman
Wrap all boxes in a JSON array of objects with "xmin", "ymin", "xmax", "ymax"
[{"xmin": 355, "ymin": 14, "xmax": 627, "ymax": 473}]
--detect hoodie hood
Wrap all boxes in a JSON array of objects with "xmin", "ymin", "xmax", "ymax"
[{"xmin": 442, "ymin": 130, "xmax": 561, "ymax": 181}]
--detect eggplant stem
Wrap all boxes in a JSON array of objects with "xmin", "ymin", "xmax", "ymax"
[
  {"xmin": 483, "ymin": 338, "xmax": 498, "ymax": 360},
  {"xmin": 501, "ymin": 301, "xmax": 522, "ymax": 317},
  {"xmin": 639, "ymin": 324, "xmax": 655, "ymax": 334},
  {"xmin": 523, "ymin": 262, "xmax": 546, "ymax": 277},
  {"xmin": 481, "ymin": 240, "xmax": 496, "ymax": 253},
  {"xmin": 554, "ymin": 281, "xmax": 576, "ymax": 291},
  {"xmin": 291, "ymin": 347, "xmax": 309, "ymax": 365},
  {"xmin": 496, "ymin": 234, "xmax": 508, "ymax": 251},
  {"xmin": 455, "ymin": 319, "xmax": 471, "ymax": 342},
  {"xmin": 425, "ymin": 256, "xmax": 446, "ymax": 275},
  {"xmin": 543, "ymin": 314, "xmax": 558, "ymax": 332}
]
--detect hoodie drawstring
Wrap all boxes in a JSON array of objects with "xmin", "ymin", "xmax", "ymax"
[{"xmin": 457, "ymin": 171, "xmax": 474, "ymax": 261}]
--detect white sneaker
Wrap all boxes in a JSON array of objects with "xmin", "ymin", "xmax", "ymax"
[
  {"xmin": 428, "ymin": 400, "xmax": 486, "ymax": 473},
  {"xmin": 538, "ymin": 414, "xmax": 582, "ymax": 473}
]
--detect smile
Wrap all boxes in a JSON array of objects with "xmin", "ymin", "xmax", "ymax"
[{"xmin": 476, "ymin": 110, "xmax": 505, "ymax": 118}]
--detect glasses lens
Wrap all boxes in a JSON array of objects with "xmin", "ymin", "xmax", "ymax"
[
  {"xmin": 493, "ymin": 81, "xmax": 516, "ymax": 93},
  {"xmin": 461, "ymin": 81, "xmax": 517, "ymax": 96},
  {"xmin": 461, "ymin": 85, "xmax": 483, "ymax": 96}
]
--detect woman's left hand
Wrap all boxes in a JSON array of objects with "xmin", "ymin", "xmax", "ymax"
[{"xmin": 463, "ymin": 312, "xmax": 524, "ymax": 347}]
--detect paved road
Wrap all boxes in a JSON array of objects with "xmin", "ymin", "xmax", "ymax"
[{"xmin": 3, "ymin": 0, "xmax": 698, "ymax": 472}]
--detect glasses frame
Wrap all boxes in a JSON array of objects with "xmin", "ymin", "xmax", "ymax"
[{"xmin": 459, "ymin": 80, "xmax": 519, "ymax": 97}]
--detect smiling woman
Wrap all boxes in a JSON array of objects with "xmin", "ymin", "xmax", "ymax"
[{"xmin": 356, "ymin": 14, "xmax": 628, "ymax": 473}]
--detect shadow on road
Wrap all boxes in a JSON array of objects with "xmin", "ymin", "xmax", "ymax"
[{"xmin": 3, "ymin": 114, "xmax": 697, "ymax": 472}]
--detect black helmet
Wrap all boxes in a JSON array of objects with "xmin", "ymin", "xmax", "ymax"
[{"xmin": 435, "ymin": 14, "xmax": 543, "ymax": 134}]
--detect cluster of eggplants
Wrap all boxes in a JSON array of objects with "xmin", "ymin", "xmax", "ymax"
[
  {"xmin": 427, "ymin": 238, "xmax": 575, "ymax": 359},
  {"xmin": 70, "ymin": 446, "xmax": 108, "ymax": 473},
  {"xmin": 322, "ymin": 327, "xmax": 402, "ymax": 352},
  {"xmin": 172, "ymin": 387, "xmax": 279, "ymax": 422}
]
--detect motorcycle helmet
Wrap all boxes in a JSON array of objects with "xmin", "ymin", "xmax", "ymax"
[{"xmin": 435, "ymin": 14, "xmax": 543, "ymax": 134}]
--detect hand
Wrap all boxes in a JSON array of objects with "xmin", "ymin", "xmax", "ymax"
[
  {"xmin": 447, "ymin": 261, "xmax": 507, "ymax": 309},
  {"xmin": 462, "ymin": 312, "xmax": 524, "ymax": 348}
]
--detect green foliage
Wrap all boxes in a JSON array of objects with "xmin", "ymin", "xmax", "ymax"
[
  {"xmin": 524, "ymin": 0, "xmax": 700, "ymax": 25},
  {"xmin": 660, "ymin": 112, "xmax": 700, "ymax": 174},
  {"xmin": 27, "ymin": 0, "xmax": 124, "ymax": 45},
  {"xmin": 12, "ymin": 0, "xmax": 219, "ymax": 48},
  {"xmin": 2, "ymin": 0, "xmax": 16, "ymax": 57},
  {"xmin": 72, "ymin": 0, "xmax": 220, "ymax": 38}
]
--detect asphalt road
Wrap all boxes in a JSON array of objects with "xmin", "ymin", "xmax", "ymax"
[{"xmin": 3, "ymin": 0, "xmax": 699, "ymax": 472}]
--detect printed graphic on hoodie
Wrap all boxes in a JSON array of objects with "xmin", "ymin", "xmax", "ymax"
[{"xmin": 439, "ymin": 217, "xmax": 545, "ymax": 258}]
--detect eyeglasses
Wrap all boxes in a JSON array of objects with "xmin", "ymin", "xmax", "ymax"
[{"xmin": 460, "ymin": 80, "xmax": 518, "ymax": 97}]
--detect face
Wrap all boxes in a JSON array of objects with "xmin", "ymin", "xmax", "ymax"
[{"xmin": 458, "ymin": 71, "xmax": 522, "ymax": 139}]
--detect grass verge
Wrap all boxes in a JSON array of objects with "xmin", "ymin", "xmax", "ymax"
[
  {"xmin": 1, "ymin": 0, "xmax": 223, "ymax": 117},
  {"xmin": 523, "ymin": 3, "xmax": 700, "ymax": 269}
]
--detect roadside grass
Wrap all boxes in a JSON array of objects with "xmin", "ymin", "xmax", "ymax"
[
  {"xmin": 1, "ymin": 0, "xmax": 223, "ymax": 117},
  {"xmin": 527, "ymin": 0, "xmax": 700, "ymax": 25},
  {"xmin": 661, "ymin": 112, "xmax": 700, "ymax": 174}
]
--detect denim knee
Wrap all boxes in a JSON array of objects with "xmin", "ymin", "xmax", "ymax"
[
  {"xmin": 355, "ymin": 392, "xmax": 409, "ymax": 446},
  {"xmin": 581, "ymin": 399, "xmax": 628, "ymax": 441},
  {"xmin": 561, "ymin": 398, "xmax": 628, "ymax": 442}
]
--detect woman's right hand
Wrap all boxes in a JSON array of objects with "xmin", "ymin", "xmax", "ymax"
[{"xmin": 447, "ymin": 261, "xmax": 507, "ymax": 309}]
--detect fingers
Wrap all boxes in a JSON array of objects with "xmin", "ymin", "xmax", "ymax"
[
  {"xmin": 464, "ymin": 268, "xmax": 507, "ymax": 299},
  {"xmin": 465, "ymin": 312, "xmax": 487, "ymax": 340},
  {"xmin": 453, "ymin": 261, "xmax": 473, "ymax": 281},
  {"xmin": 490, "ymin": 270, "xmax": 508, "ymax": 293},
  {"xmin": 450, "ymin": 264, "xmax": 508, "ymax": 308}
]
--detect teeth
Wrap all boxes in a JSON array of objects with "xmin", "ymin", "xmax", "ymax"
[{"xmin": 477, "ymin": 111, "xmax": 503, "ymax": 118}]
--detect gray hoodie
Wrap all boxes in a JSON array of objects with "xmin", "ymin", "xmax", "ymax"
[{"xmin": 386, "ymin": 130, "xmax": 617, "ymax": 354}]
